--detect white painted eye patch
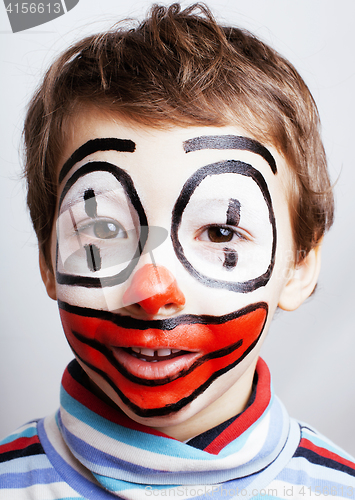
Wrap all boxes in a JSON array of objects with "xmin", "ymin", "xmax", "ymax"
[{"xmin": 56, "ymin": 159, "xmax": 276, "ymax": 294}]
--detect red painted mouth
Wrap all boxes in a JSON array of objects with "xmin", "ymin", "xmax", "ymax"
[
  {"xmin": 58, "ymin": 300, "xmax": 268, "ymax": 416},
  {"xmin": 111, "ymin": 347, "xmax": 200, "ymax": 381}
]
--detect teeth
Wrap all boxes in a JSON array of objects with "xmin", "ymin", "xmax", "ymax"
[
  {"xmin": 130, "ymin": 347, "xmax": 182, "ymax": 358},
  {"xmin": 140, "ymin": 348, "xmax": 155, "ymax": 357},
  {"xmin": 157, "ymin": 349, "xmax": 172, "ymax": 357}
]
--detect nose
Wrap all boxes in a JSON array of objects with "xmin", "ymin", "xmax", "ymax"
[{"xmin": 122, "ymin": 264, "xmax": 185, "ymax": 315}]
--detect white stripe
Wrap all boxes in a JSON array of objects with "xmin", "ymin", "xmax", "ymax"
[
  {"xmin": 300, "ymin": 425, "xmax": 355, "ymax": 462},
  {"xmin": 285, "ymin": 455, "xmax": 355, "ymax": 484},
  {"xmin": 43, "ymin": 413, "xmax": 101, "ymax": 486},
  {"xmin": 268, "ymin": 479, "xmax": 348, "ymax": 499},
  {"xmin": 59, "ymin": 406, "xmax": 270, "ymax": 473},
  {"xmin": 0, "ymin": 482, "xmax": 82, "ymax": 500},
  {"xmin": 1, "ymin": 421, "xmax": 37, "ymax": 442}
]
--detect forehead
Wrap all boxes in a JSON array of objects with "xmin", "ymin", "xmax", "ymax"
[{"xmin": 57, "ymin": 110, "xmax": 288, "ymax": 205}]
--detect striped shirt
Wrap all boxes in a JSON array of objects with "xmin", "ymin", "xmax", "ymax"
[{"xmin": 1, "ymin": 357, "xmax": 354, "ymax": 499}]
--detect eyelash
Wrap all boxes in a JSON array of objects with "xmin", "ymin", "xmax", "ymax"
[
  {"xmin": 197, "ymin": 224, "xmax": 249, "ymax": 244},
  {"xmin": 75, "ymin": 218, "xmax": 127, "ymax": 240}
]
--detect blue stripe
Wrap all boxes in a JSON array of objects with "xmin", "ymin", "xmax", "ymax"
[
  {"xmin": 61, "ymin": 386, "xmax": 216, "ymax": 460},
  {"xmin": 59, "ymin": 411, "xmax": 272, "ymax": 486},
  {"xmin": 0, "ymin": 468, "xmax": 61, "ymax": 488},
  {"xmin": 220, "ymin": 391, "xmax": 274, "ymax": 458},
  {"xmin": 284, "ymin": 456, "xmax": 355, "ymax": 483},
  {"xmin": 95, "ymin": 475, "xmax": 179, "ymax": 492},
  {"xmin": 276, "ymin": 464, "xmax": 355, "ymax": 494},
  {"xmin": 0, "ymin": 424, "xmax": 38, "ymax": 446},
  {"xmin": 301, "ymin": 428, "xmax": 355, "ymax": 462},
  {"xmin": 0, "ymin": 454, "xmax": 51, "ymax": 474},
  {"xmin": 218, "ymin": 412, "xmax": 264, "ymax": 457},
  {"xmin": 59, "ymin": 412, "xmax": 160, "ymax": 477},
  {"xmin": 37, "ymin": 418, "xmax": 123, "ymax": 500}
]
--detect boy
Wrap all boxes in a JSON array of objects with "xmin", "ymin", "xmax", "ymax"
[{"xmin": 1, "ymin": 2, "xmax": 354, "ymax": 499}]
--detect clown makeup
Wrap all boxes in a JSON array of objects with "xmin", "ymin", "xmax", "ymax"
[{"xmin": 50, "ymin": 115, "xmax": 295, "ymax": 427}]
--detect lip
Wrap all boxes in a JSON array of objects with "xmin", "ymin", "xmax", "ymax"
[
  {"xmin": 111, "ymin": 347, "xmax": 200, "ymax": 380},
  {"xmin": 58, "ymin": 300, "xmax": 268, "ymax": 415}
]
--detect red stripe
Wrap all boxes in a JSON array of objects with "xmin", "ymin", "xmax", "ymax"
[
  {"xmin": 204, "ymin": 357, "xmax": 271, "ymax": 455},
  {"xmin": 300, "ymin": 438, "xmax": 355, "ymax": 470},
  {"xmin": 62, "ymin": 365, "xmax": 170, "ymax": 438},
  {"xmin": 0, "ymin": 435, "xmax": 40, "ymax": 454}
]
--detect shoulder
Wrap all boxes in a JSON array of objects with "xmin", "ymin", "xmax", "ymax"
[
  {"xmin": 0, "ymin": 420, "xmax": 45, "ymax": 464},
  {"xmin": 295, "ymin": 422, "xmax": 355, "ymax": 477},
  {"xmin": 274, "ymin": 421, "xmax": 355, "ymax": 498},
  {"xmin": 0, "ymin": 420, "xmax": 63, "ymax": 496}
]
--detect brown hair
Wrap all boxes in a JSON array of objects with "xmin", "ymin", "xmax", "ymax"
[{"xmin": 23, "ymin": 2, "xmax": 334, "ymax": 270}]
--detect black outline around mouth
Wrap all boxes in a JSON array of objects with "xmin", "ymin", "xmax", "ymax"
[{"xmin": 59, "ymin": 300, "xmax": 268, "ymax": 417}]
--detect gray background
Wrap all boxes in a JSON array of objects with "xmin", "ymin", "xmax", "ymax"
[{"xmin": 1, "ymin": 0, "xmax": 354, "ymax": 454}]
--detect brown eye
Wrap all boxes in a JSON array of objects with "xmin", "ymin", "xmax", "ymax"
[
  {"xmin": 207, "ymin": 226, "xmax": 234, "ymax": 243},
  {"xmin": 93, "ymin": 220, "xmax": 126, "ymax": 239}
]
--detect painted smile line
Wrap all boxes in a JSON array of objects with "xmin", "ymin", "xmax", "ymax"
[
  {"xmin": 59, "ymin": 300, "xmax": 268, "ymax": 386},
  {"xmin": 71, "ymin": 326, "xmax": 243, "ymax": 385},
  {"xmin": 59, "ymin": 301, "xmax": 268, "ymax": 416}
]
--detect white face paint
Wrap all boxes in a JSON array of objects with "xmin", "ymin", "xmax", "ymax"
[
  {"xmin": 175, "ymin": 166, "xmax": 275, "ymax": 286},
  {"xmin": 46, "ymin": 109, "xmax": 297, "ymax": 434},
  {"xmin": 57, "ymin": 172, "xmax": 140, "ymax": 278}
]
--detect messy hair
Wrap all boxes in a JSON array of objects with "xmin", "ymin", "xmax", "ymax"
[{"xmin": 23, "ymin": 2, "xmax": 334, "ymax": 270}]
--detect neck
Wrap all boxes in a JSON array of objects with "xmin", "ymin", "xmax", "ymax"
[{"xmin": 151, "ymin": 359, "xmax": 257, "ymax": 441}]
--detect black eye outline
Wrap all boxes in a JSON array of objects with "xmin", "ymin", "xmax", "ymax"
[
  {"xmin": 171, "ymin": 160, "xmax": 277, "ymax": 293},
  {"xmin": 56, "ymin": 161, "xmax": 148, "ymax": 288}
]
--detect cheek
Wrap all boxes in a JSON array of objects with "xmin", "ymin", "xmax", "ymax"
[{"xmin": 58, "ymin": 302, "xmax": 267, "ymax": 417}]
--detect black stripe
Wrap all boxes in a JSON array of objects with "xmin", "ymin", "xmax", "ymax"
[
  {"xmin": 0, "ymin": 443, "xmax": 45, "ymax": 463},
  {"xmin": 58, "ymin": 299, "xmax": 268, "ymax": 331},
  {"xmin": 294, "ymin": 447, "xmax": 355, "ymax": 477},
  {"xmin": 59, "ymin": 138, "xmax": 136, "ymax": 184},
  {"xmin": 226, "ymin": 198, "xmax": 241, "ymax": 226},
  {"xmin": 183, "ymin": 135, "xmax": 277, "ymax": 174},
  {"xmin": 70, "ymin": 328, "xmax": 243, "ymax": 387},
  {"xmin": 187, "ymin": 373, "xmax": 258, "ymax": 450}
]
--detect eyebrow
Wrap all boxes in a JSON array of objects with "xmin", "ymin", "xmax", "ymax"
[
  {"xmin": 183, "ymin": 135, "xmax": 277, "ymax": 174},
  {"xmin": 58, "ymin": 137, "xmax": 136, "ymax": 184}
]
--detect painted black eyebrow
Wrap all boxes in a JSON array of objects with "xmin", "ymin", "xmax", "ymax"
[
  {"xmin": 183, "ymin": 135, "xmax": 277, "ymax": 174},
  {"xmin": 58, "ymin": 137, "xmax": 136, "ymax": 184}
]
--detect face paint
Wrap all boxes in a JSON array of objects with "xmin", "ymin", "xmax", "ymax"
[
  {"xmin": 56, "ymin": 161, "xmax": 148, "ymax": 288},
  {"xmin": 171, "ymin": 160, "xmax": 277, "ymax": 293},
  {"xmin": 54, "ymin": 126, "xmax": 282, "ymax": 421},
  {"xmin": 183, "ymin": 135, "xmax": 277, "ymax": 174},
  {"xmin": 58, "ymin": 137, "xmax": 136, "ymax": 184},
  {"xmin": 84, "ymin": 188, "xmax": 98, "ymax": 218},
  {"xmin": 58, "ymin": 298, "xmax": 268, "ymax": 417}
]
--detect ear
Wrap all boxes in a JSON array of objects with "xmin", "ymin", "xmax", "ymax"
[
  {"xmin": 39, "ymin": 252, "xmax": 57, "ymax": 301},
  {"xmin": 278, "ymin": 244, "xmax": 322, "ymax": 311}
]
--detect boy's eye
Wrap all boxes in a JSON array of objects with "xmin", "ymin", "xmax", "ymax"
[
  {"xmin": 89, "ymin": 220, "xmax": 127, "ymax": 239},
  {"xmin": 207, "ymin": 226, "xmax": 234, "ymax": 243}
]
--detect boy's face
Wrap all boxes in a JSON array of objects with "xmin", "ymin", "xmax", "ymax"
[{"xmin": 45, "ymin": 110, "xmax": 299, "ymax": 430}]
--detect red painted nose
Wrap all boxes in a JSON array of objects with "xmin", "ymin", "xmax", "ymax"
[{"xmin": 122, "ymin": 264, "xmax": 185, "ymax": 315}]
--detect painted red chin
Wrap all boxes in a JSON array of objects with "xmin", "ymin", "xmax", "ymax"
[{"xmin": 58, "ymin": 301, "xmax": 267, "ymax": 417}]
